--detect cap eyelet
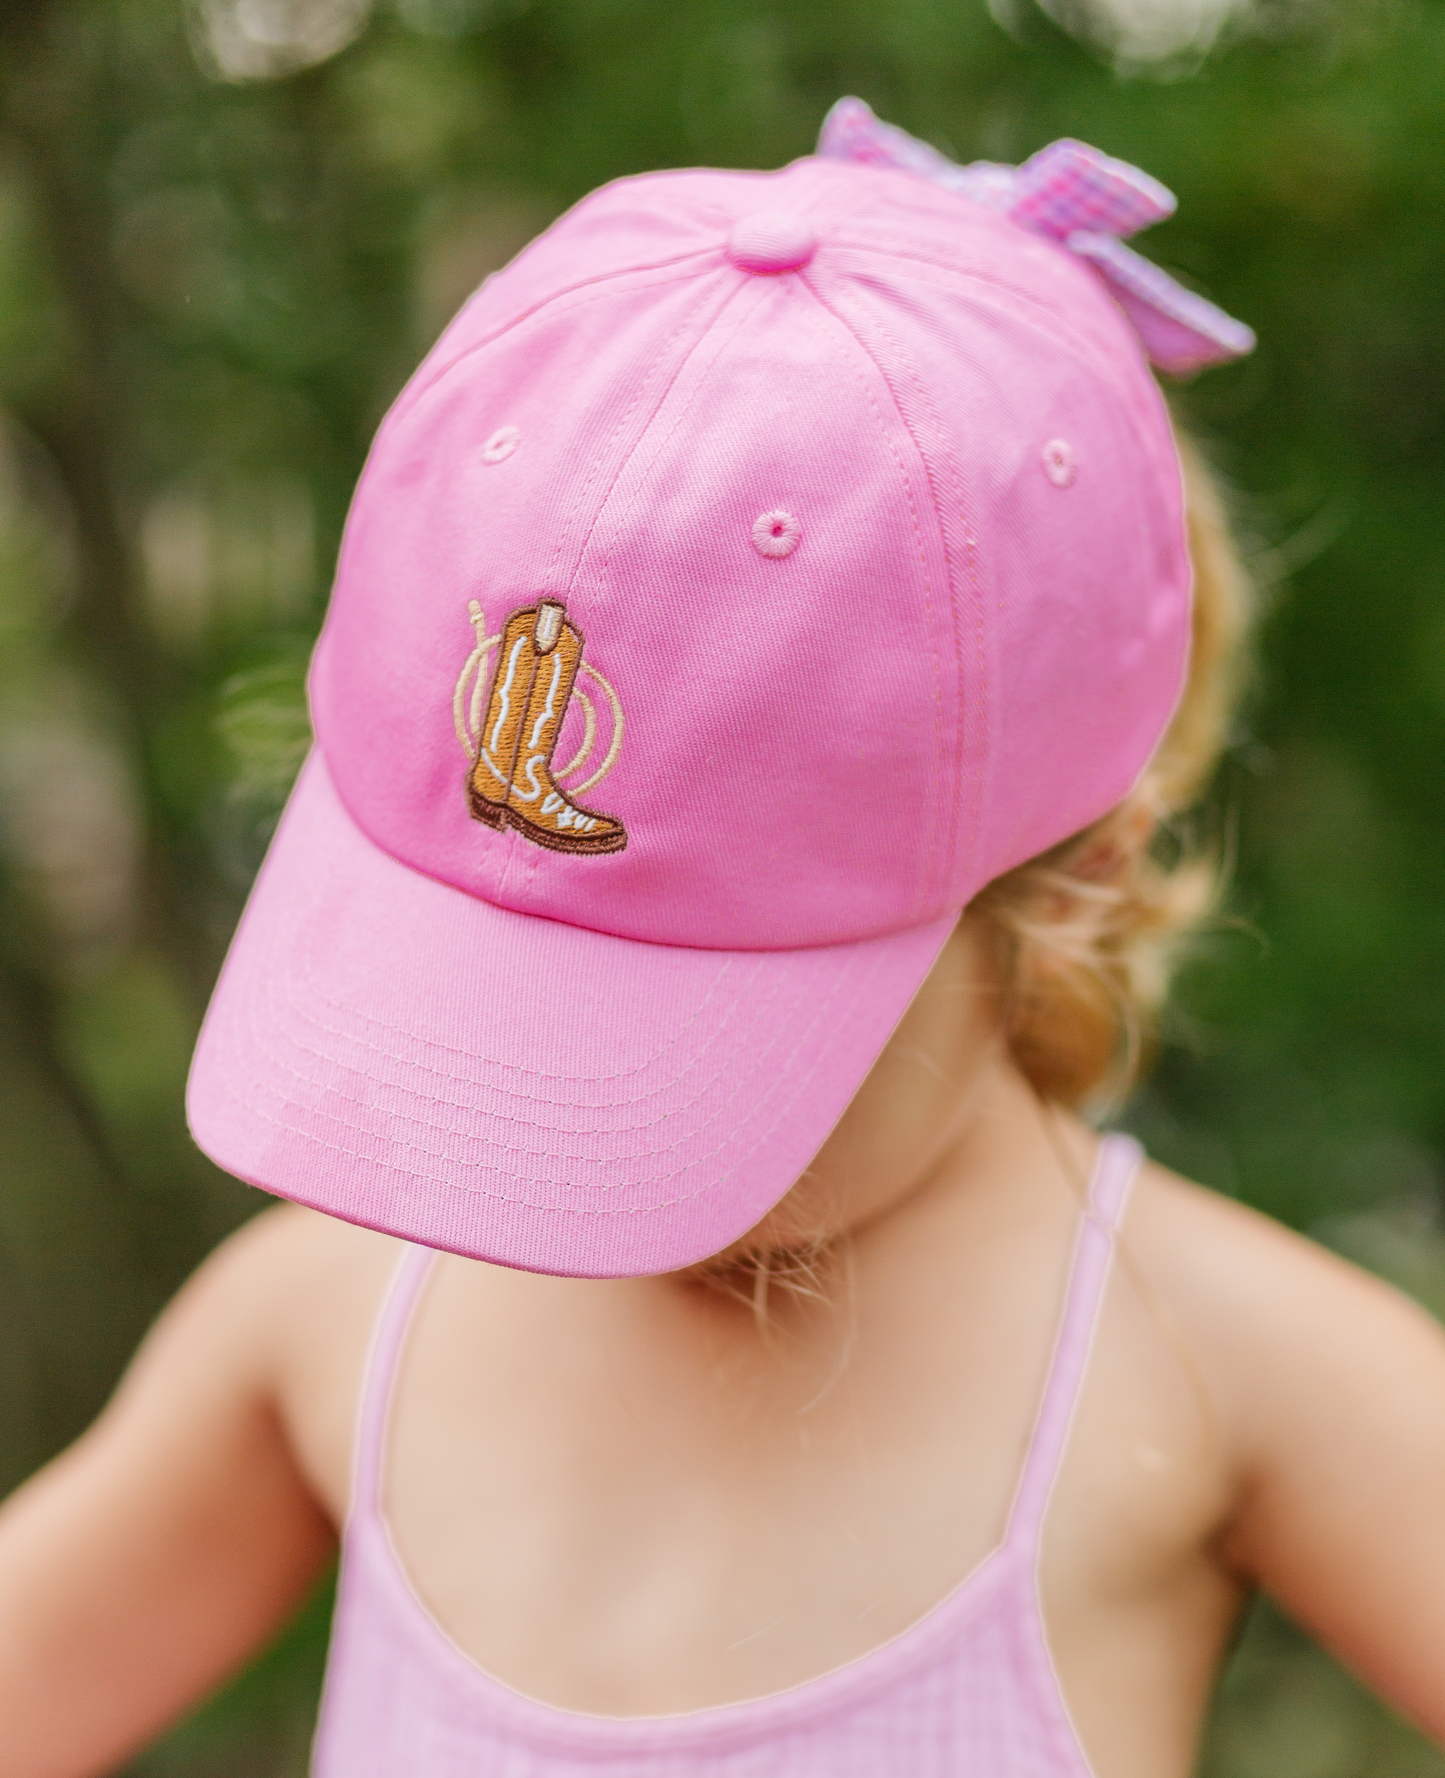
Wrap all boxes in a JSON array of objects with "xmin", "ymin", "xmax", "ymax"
[
  {"xmin": 482, "ymin": 425, "xmax": 520, "ymax": 464},
  {"xmin": 1041, "ymin": 438, "xmax": 1076, "ymax": 488},
  {"xmin": 752, "ymin": 509, "xmax": 801, "ymax": 558}
]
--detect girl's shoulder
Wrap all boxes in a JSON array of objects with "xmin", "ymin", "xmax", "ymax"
[
  {"xmin": 169, "ymin": 1203, "xmax": 408, "ymax": 1523},
  {"xmin": 1121, "ymin": 1162, "xmax": 1445, "ymax": 1729},
  {"xmin": 1124, "ymin": 1159, "xmax": 1445, "ymax": 1489},
  {"xmin": 134, "ymin": 1201, "xmax": 405, "ymax": 1521},
  {"xmin": 179, "ymin": 1199, "xmax": 401, "ymax": 1368},
  {"xmin": 1127, "ymin": 1157, "xmax": 1437, "ymax": 1347}
]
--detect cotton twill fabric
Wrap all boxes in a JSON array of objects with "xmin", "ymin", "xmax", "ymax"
[
  {"xmin": 187, "ymin": 753, "xmax": 956, "ymax": 1276},
  {"xmin": 188, "ymin": 146, "xmax": 1193, "ymax": 1278}
]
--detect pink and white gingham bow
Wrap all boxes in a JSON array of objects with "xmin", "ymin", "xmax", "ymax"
[{"xmin": 817, "ymin": 97, "xmax": 1254, "ymax": 378}]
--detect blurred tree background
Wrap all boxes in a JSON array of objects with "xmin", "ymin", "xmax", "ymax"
[{"xmin": 0, "ymin": 0, "xmax": 1442, "ymax": 1771}]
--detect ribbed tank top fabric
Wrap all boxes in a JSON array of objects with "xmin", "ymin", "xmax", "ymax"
[{"xmin": 311, "ymin": 1134, "xmax": 1142, "ymax": 1777}]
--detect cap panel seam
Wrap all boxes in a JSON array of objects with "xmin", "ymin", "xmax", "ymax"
[
  {"xmin": 822, "ymin": 241, "xmax": 1186, "ymax": 581},
  {"xmin": 561, "ymin": 271, "xmax": 773, "ymax": 616},
  {"xmin": 477, "ymin": 274, "xmax": 740, "ymax": 907},
  {"xmin": 804, "ymin": 272, "xmax": 980, "ymax": 909},
  {"xmin": 790, "ymin": 279, "xmax": 950, "ymax": 927},
  {"xmin": 527, "ymin": 277, "xmax": 769, "ymax": 908},
  {"xmin": 537, "ymin": 277, "xmax": 749, "ymax": 600},
  {"xmin": 319, "ymin": 262, "xmax": 731, "ymax": 725},
  {"xmin": 505, "ymin": 272, "xmax": 758, "ymax": 905},
  {"xmin": 823, "ymin": 242, "xmax": 1156, "ymax": 410},
  {"xmin": 871, "ymin": 256, "xmax": 1180, "ymax": 864},
  {"xmin": 390, "ymin": 251, "xmax": 725, "ymax": 426}
]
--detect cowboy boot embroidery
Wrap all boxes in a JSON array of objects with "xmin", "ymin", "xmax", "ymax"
[
  {"xmin": 466, "ymin": 605, "xmax": 535, "ymax": 825},
  {"xmin": 467, "ymin": 601, "xmax": 627, "ymax": 855}
]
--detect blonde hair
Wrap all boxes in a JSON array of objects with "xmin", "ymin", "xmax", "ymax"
[{"xmin": 970, "ymin": 433, "xmax": 1253, "ymax": 1111}]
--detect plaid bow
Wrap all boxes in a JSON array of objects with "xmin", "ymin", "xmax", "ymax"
[{"xmin": 817, "ymin": 98, "xmax": 1254, "ymax": 378}]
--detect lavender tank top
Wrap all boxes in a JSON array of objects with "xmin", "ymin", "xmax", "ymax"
[{"xmin": 313, "ymin": 1134, "xmax": 1141, "ymax": 1777}]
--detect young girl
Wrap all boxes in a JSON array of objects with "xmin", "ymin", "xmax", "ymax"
[{"xmin": 3, "ymin": 101, "xmax": 1444, "ymax": 1778}]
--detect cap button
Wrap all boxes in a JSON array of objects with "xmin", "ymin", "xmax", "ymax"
[{"xmin": 726, "ymin": 211, "xmax": 817, "ymax": 274}]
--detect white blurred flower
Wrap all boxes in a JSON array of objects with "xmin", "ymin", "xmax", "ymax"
[
  {"xmin": 191, "ymin": 0, "xmax": 373, "ymax": 82},
  {"xmin": 1090, "ymin": 0, "xmax": 1242, "ymax": 58},
  {"xmin": 1020, "ymin": 0, "xmax": 1260, "ymax": 64}
]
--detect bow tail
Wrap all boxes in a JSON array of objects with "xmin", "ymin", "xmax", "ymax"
[{"xmin": 1066, "ymin": 232, "xmax": 1256, "ymax": 378}]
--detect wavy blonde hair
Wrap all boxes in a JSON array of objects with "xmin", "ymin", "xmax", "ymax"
[{"xmin": 970, "ymin": 434, "xmax": 1252, "ymax": 1111}]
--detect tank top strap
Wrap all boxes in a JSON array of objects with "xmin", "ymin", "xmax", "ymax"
[
  {"xmin": 351, "ymin": 1242, "xmax": 439, "ymax": 1518},
  {"xmin": 1004, "ymin": 1132, "xmax": 1143, "ymax": 1550}
]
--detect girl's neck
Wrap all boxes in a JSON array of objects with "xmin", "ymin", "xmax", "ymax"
[
  {"xmin": 694, "ymin": 922, "xmax": 1092, "ymax": 1248},
  {"xmin": 658, "ymin": 920, "xmax": 1100, "ymax": 1375}
]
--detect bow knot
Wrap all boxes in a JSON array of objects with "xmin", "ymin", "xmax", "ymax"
[{"xmin": 817, "ymin": 99, "xmax": 1253, "ymax": 378}]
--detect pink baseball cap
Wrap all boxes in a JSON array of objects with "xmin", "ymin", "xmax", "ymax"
[{"xmin": 187, "ymin": 107, "xmax": 1245, "ymax": 1277}]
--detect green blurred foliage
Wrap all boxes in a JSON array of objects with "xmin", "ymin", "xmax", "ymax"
[{"xmin": 0, "ymin": 0, "xmax": 1442, "ymax": 1770}]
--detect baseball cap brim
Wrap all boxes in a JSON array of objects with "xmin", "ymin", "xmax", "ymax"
[{"xmin": 187, "ymin": 752, "xmax": 956, "ymax": 1278}]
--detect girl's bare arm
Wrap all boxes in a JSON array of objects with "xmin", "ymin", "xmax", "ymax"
[
  {"xmin": 0, "ymin": 1208, "xmax": 371, "ymax": 1778},
  {"xmin": 1155, "ymin": 1180, "xmax": 1445, "ymax": 1745}
]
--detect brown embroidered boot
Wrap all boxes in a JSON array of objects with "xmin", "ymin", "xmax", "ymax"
[
  {"xmin": 467, "ymin": 605, "xmax": 538, "ymax": 829},
  {"xmin": 467, "ymin": 602, "xmax": 627, "ymax": 855}
]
